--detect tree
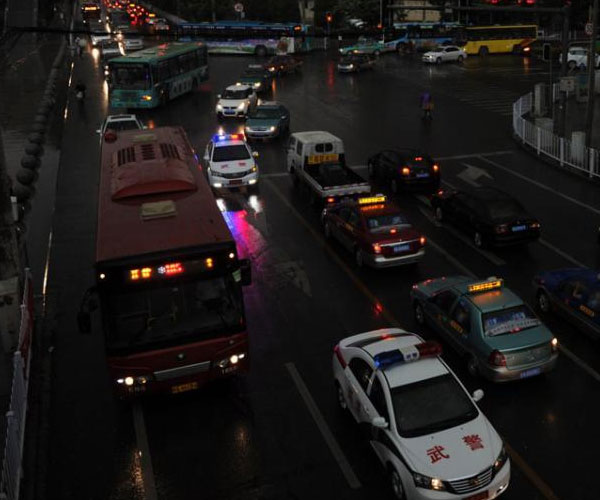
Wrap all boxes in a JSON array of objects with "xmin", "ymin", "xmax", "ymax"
[{"xmin": 334, "ymin": 0, "xmax": 381, "ymax": 26}]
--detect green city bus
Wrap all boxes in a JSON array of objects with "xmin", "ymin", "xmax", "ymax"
[{"xmin": 108, "ymin": 42, "xmax": 208, "ymax": 109}]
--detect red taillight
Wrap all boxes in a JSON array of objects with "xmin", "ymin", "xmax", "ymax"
[
  {"xmin": 372, "ymin": 243, "xmax": 382, "ymax": 254},
  {"xmin": 433, "ymin": 164, "xmax": 440, "ymax": 173},
  {"xmin": 495, "ymin": 224, "xmax": 509, "ymax": 235},
  {"xmin": 334, "ymin": 345, "xmax": 346, "ymax": 368},
  {"xmin": 390, "ymin": 228, "xmax": 397, "ymax": 234},
  {"xmin": 401, "ymin": 167, "xmax": 410, "ymax": 176},
  {"xmin": 326, "ymin": 197, "xmax": 335, "ymax": 204},
  {"xmin": 488, "ymin": 350, "xmax": 506, "ymax": 367},
  {"xmin": 419, "ymin": 236, "xmax": 426, "ymax": 246},
  {"xmin": 416, "ymin": 341, "xmax": 443, "ymax": 358}
]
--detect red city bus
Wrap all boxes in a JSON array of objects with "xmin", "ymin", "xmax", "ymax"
[{"xmin": 79, "ymin": 126, "xmax": 252, "ymax": 397}]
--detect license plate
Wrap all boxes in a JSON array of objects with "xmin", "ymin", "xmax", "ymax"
[
  {"xmin": 519, "ymin": 367, "xmax": 541, "ymax": 379},
  {"xmin": 230, "ymin": 179, "xmax": 243, "ymax": 185},
  {"xmin": 464, "ymin": 492, "xmax": 489, "ymax": 500},
  {"xmin": 307, "ymin": 153, "xmax": 339, "ymax": 165},
  {"xmin": 512, "ymin": 225, "xmax": 527, "ymax": 232},
  {"xmin": 393, "ymin": 244, "xmax": 410, "ymax": 253},
  {"xmin": 171, "ymin": 382, "xmax": 198, "ymax": 394},
  {"xmin": 416, "ymin": 172, "xmax": 430, "ymax": 178}
]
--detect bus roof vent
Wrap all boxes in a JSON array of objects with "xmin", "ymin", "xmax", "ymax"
[
  {"xmin": 160, "ymin": 143, "xmax": 181, "ymax": 160},
  {"xmin": 111, "ymin": 158, "xmax": 197, "ymax": 200},
  {"xmin": 140, "ymin": 142, "xmax": 156, "ymax": 160},
  {"xmin": 140, "ymin": 200, "xmax": 177, "ymax": 220},
  {"xmin": 117, "ymin": 146, "xmax": 136, "ymax": 166}
]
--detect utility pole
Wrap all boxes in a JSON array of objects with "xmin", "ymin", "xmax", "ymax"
[
  {"xmin": 585, "ymin": 0, "xmax": 599, "ymax": 147},
  {"xmin": 557, "ymin": 5, "xmax": 571, "ymax": 137}
]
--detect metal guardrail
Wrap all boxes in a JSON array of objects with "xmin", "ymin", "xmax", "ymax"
[
  {"xmin": 513, "ymin": 84, "xmax": 600, "ymax": 179},
  {"xmin": 0, "ymin": 269, "xmax": 33, "ymax": 500}
]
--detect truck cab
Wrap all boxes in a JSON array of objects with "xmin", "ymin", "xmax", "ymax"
[{"xmin": 286, "ymin": 131, "xmax": 345, "ymax": 174}]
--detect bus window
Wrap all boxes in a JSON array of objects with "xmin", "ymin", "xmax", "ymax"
[
  {"xmin": 168, "ymin": 57, "xmax": 180, "ymax": 76},
  {"xmin": 111, "ymin": 63, "xmax": 151, "ymax": 90},
  {"xmin": 158, "ymin": 60, "xmax": 170, "ymax": 82}
]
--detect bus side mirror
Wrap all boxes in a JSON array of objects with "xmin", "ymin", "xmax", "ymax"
[
  {"xmin": 77, "ymin": 286, "xmax": 98, "ymax": 334},
  {"xmin": 472, "ymin": 389, "xmax": 484, "ymax": 402},
  {"xmin": 240, "ymin": 259, "xmax": 252, "ymax": 286}
]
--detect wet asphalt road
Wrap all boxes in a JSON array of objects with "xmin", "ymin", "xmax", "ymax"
[{"xmin": 43, "ymin": 47, "xmax": 600, "ymax": 500}]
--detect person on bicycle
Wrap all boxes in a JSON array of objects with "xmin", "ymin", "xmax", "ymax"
[{"xmin": 420, "ymin": 91, "xmax": 434, "ymax": 119}]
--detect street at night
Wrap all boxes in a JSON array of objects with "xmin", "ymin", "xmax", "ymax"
[{"xmin": 40, "ymin": 47, "xmax": 600, "ymax": 500}]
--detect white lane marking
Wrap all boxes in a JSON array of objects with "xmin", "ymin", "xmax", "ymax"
[
  {"xmin": 132, "ymin": 402, "xmax": 158, "ymax": 500},
  {"xmin": 41, "ymin": 230, "xmax": 53, "ymax": 314},
  {"xmin": 436, "ymin": 150, "xmax": 513, "ymax": 161},
  {"xmin": 478, "ymin": 156, "xmax": 600, "ymax": 216},
  {"xmin": 285, "ymin": 362, "xmax": 362, "ymax": 490},
  {"xmin": 538, "ymin": 238, "xmax": 586, "ymax": 268},
  {"xmin": 558, "ymin": 344, "xmax": 600, "ymax": 383},
  {"xmin": 425, "ymin": 237, "xmax": 477, "ymax": 278}
]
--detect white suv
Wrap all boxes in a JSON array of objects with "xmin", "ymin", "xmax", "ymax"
[
  {"xmin": 204, "ymin": 133, "xmax": 259, "ymax": 190},
  {"xmin": 560, "ymin": 47, "xmax": 600, "ymax": 70},
  {"xmin": 216, "ymin": 84, "xmax": 258, "ymax": 119},
  {"xmin": 96, "ymin": 114, "xmax": 144, "ymax": 144}
]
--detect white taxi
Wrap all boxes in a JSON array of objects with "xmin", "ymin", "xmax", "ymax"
[
  {"xmin": 422, "ymin": 46, "xmax": 467, "ymax": 64},
  {"xmin": 203, "ymin": 133, "xmax": 259, "ymax": 190},
  {"xmin": 333, "ymin": 329, "xmax": 510, "ymax": 500},
  {"xmin": 216, "ymin": 84, "xmax": 258, "ymax": 119}
]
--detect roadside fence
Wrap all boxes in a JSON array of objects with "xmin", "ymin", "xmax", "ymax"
[
  {"xmin": 513, "ymin": 83, "xmax": 600, "ymax": 180},
  {"xmin": 0, "ymin": 269, "xmax": 34, "ymax": 500}
]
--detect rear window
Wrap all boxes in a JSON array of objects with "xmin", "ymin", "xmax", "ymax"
[
  {"xmin": 482, "ymin": 305, "xmax": 541, "ymax": 337},
  {"xmin": 486, "ymin": 199, "xmax": 525, "ymax": 219},
  {"xmin": 212, "ymin": 145, "xmax": 250, "ymax": 162},
  {"xmin": 315, "ymin": 143, "xmax": 334, "ymax": 153},
  {"xmin": 366, "ymin": 214, "xmax": 410, "ymax": 231},
  {"xmin": 222, "ymin": 89, "xmax": 247, "ymax": 99},
  {"xmin": 107, "ymin": 120, "xmax": 139, "ymax": 131}
]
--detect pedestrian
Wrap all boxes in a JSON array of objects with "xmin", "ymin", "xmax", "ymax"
[
  {"xmin": 77, "ymin": 36, "xmax": 86, "ymax": 58},
  {"xmin": 420, "ymin": 91, "xmax": 434, "ymax": 120}
]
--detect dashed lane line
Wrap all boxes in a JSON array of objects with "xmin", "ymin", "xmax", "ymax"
[
  {"xmin": 558, "ymin": 344, "xmax": 600, "ymax": 383},
  {"xmin": 264, "ymin": 179, "xmax": 558, "ymax": 499},
  {"xmin": 285, "ymin": 363, "xmax": 362, "ymax": 489},
  {"xmin": 132, "ymin": 402, "xmax": 158, "ymax": 500},
  {"xmin": 538, "ymin": 238, "xmax": 585, "ymax": 268},
  {"xmin": 477, "ymin": 155, "xmax": 600, "ymax": 216}
]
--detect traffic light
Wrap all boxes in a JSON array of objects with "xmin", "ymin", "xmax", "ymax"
[
  {"xmin": 325, "ymin": 11, "xmax": 332, "ymax": 24},
  {"xmin": 543, "ymin": 43, "xmax": 551, "ymax": 61}
]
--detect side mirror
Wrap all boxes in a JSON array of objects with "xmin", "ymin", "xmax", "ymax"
[
  {"xmin": 203, "ymin": 153, "xmax": 209, "ymax": 161},
  {"xmin": 240, "ymin": 259, "xmax": 252, "ymax": 286},
  {"xmin": 252, "ymin": 151, "xmax": 259, "ymax": 158},
  {"xmin": 371, "ymin": 416, "xmax": 388, "ymax": 429},
  {"xmin": 96, "ymin": 129, "xmax": 102, "ymax": 134},
  {"xmin": 472, "ymin": 389, "xmax": 484, "ymax": 402},
  {"xmin": 77, "ymin": 311, "xmax": 91, "ymax": 334}
]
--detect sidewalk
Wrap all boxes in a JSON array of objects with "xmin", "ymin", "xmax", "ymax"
[
  {"xmin": 560, "ymin": 96, "xmax": 600, "ymax": 150},
  {"xmin": 0, "ymin": 0, "xmax": 70, "ymax": 483}
]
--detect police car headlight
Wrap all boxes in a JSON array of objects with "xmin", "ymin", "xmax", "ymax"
[
  {"xmin": 493, "ymin": 446, "xmax": 508, "ymax": 475},
  {"xmin": 216, "ymin": 103, "xmax": 223, "ymax": 111},
  {"xmin": 412, "ymin": 472, "xmax": 445, "ymax": 491}
]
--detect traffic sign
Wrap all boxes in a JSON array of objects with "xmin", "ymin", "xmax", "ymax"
[
  {"xmin": 234, "ymin": 2, "xmax": 244, "ymax": 13},
  {"xmin": 585, "ymin": 22, "xmax": 593, "ymax": 36}
]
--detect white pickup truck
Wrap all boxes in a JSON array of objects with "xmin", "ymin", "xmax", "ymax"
[{"xmin": 287, "ymin": 131, "xmax": 370, "ymax": 206}]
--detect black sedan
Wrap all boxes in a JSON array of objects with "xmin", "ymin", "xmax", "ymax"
[
  {"xmin": 337, "ymin": 54, "xmax": 375, "ymax": 73},
  {"xmin": 367, "ymin": 149, "xmax": 441, "ymax": 193},
  {"xmin": 431, "ymin": 187, "xmax": 541, "ymax": 248}
]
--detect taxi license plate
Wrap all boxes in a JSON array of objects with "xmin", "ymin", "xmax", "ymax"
[
  {"xmin": 230, "ymin": 179, "xmax": 243, "ymax": 185},
  {"xmin": 464, "ymin": 492, "xmax": 489, "ymax": 500},
  {"xmin": 171, "ymin": 382, "xmax": 198, "ymax": 394},
  {"xmin": 520, "ymin": 367, "xmax": 541, "ymax": 379},
  {"xmin": 416, "ymin": 172, "xmax": 430, "ymax": 178},
  {"xmin": 393, "ymin": 244, "xmax": 410, "ymax": 253},
  {"xmin": 512, "ymin": 225, "xmax": 527, "ymax": 232},
  {"xmin": 307, "ymin": 153, "xmax": 339, "ymax": 164}
]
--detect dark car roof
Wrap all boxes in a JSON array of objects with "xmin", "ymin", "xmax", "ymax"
[
  {"xmin": 384, "ymin": 149, "xmax": 433, "ymax": 160},
  {"xmin": 466, "ymin": 187, "xmax": 515, "ymax": 202}
]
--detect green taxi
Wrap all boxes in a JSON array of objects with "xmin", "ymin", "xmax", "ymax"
[
  {"xmin": 410, "ymin": 276, "xmax": 558, "ymax": 382},
  {"xmin": 244, "ymin": 101, "xmax": 290, "ymax": 140}
]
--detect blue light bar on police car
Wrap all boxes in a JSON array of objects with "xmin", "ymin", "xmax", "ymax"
[
  {"xmin": 213, "ymin": 133, "xmax": 244, "ymax": 142},
  {"xmin": 373, "ymin": 341, "xmax": 442, "ymax": 369}
]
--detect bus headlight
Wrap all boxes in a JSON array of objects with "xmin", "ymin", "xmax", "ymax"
[
  {"xmin": 216, "ymin": 353, "xmax": 246, "ymax": 368},
  {"xmin": 117, "ymin": 375, "xmax": 150, "ymax": 386}
]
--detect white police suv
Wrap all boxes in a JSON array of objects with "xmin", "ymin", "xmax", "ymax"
[
  {"xmin": 203, "ymin": 132, "xmax": 259, "ymax": 190},
  {"xmin": 333, "ymin": 328, "xmax": 510, "ymax": 500}
]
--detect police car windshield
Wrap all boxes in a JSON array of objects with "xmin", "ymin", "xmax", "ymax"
[
  {"xmin": 367, "ymin": 214, "xmax": 410, "ymax": 231},
  {"xmin": 482, "ymin": 305, "xmax": 541, "ymax": 337},
  {"xmin": 212, "ymin": 145, "xmax": 250, "ymax": 162},
  {"xmin": 391, "ymin": 374, "xmax": 478, "ymax": 438}
]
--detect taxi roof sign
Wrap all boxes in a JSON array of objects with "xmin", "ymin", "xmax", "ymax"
[
  {"xmin": 374, "ymin": 341, "xmax": 442, "ymax": 369},
  {"xmin": 468, "ymin": 278, "xmax": 503, "ymax": 294},
  {"xmin": 358, "ymin": 195, "xmax": 386, "ymax": 205}
]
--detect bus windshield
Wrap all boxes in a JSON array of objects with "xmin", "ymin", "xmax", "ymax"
[
  {"xmin": 105, "ymin": 272, "xmax": 243, "ymax": 352},
  {"xmin": 110, "ymin": 63, "xmax": 151, "ymax": 90}
]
